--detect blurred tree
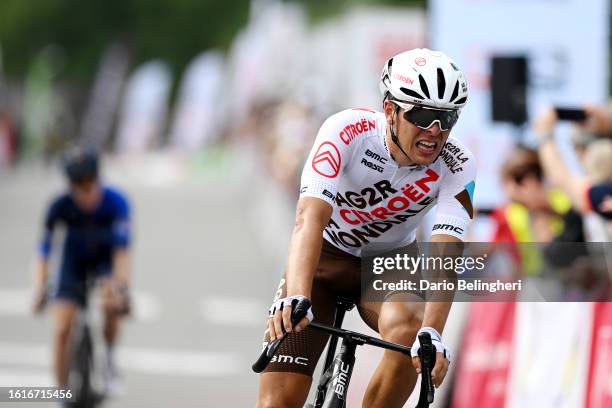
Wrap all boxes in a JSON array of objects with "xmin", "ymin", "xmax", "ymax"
[
  {"xmin": 0, "ymin": 0, "xmax": 250, "ymax": 80},
  {"xmin": 291, "ymin": 0, "xmax": 426, "ymax": 23}
]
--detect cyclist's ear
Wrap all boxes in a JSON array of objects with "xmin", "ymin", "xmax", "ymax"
[{"xmin": 383, "ymin": 100, "xmax": 396, "ymax": 125}]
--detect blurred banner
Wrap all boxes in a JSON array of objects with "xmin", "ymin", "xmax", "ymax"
[
  {"xmin": 169, "ymin": 51, "xmax": 224, "ymax": 150},
  {"xmin": 80, "ymin": 44, "xmax": 130, "ymax": 150},
  {"xmin": 22, "ymin": 48, "xmax": 58, "ymax": 158},
  {"xmin": 332, "ymin": 7, "xmax": 426, "ymax": 110},
  {"xmin": 226, "ymin": 2, "xmax": 308, "ymax": 128},
  {"xmin": 226, "ymin": 3, "xmax": 426, "ymax": 128},
  {"xmin": 430, "ymin": 0, "xmax": 610, "ymax": 208},
  {"xmin": 507, "ymin": 303, "xmax": 591, "ymax": 408},
  {"xmin": 452, "ymin": 302, "xmax": 515, "ymax": 408},
  {"xmin": 586, "ymin": 303, "xmax": 612, "ymax": 408},
  {"xmin": 115, "ymin": 60, "xmax": 171, "ymax": 153}
]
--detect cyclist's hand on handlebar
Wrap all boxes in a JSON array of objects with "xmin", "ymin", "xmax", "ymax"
[
  {"xmin": 267, "ymin": 295, "xmax": 313, "ymax": 341},
  {"xmin": 411, "ymin": 327, "xmax": 451, "ymax": 388},
  {"xmin": 101, "ymin": 278, "xmax": 131, "ymax": 315},
  {"xmin": 412, "ymin": 351, "xmax": 449, "ymax": 388}
]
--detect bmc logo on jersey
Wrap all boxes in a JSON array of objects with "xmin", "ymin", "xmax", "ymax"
[
  {"xmin": 432, "ymin": 223, "xmax": 464, "ymax": 234},
  {"xmin": 312, "ymin": 142, "xmax": 341, "ymax": 178}
]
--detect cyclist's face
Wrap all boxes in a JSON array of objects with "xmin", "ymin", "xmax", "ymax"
[
  {"xmin": 70, "ymin": 180, "xmax": 102, "ymax": 212},
  {"xmin": 384, "ymin": 101, "xmax": 452, "ymax": 166}
]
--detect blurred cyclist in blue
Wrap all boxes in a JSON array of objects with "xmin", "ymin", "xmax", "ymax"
[{"xmin": 31, "ymin": 147, "xmax": 131, "ymax": 394}]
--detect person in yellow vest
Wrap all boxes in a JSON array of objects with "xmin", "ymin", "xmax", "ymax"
[{"xmin": 493, "ymin": 146, "xmax": 573, "ymax": 275}]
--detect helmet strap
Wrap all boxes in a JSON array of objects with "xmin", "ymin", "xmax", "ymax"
[{"xmin": 390, "ymin": 105, "xmax": 411, "ymax": 160}]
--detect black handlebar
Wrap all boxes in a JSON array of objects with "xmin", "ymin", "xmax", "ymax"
[
  {"xmin": 416, "ymin": 331, "xmax": 436, "ymax": 407},
  {"xmin": 252, "ymin": 300, "xmax": 436, "ymax": 407}
]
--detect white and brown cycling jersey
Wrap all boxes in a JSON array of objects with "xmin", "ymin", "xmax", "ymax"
[{"xmin": 299, "ymin": 107, "xmax": 477, "ymax": 256}]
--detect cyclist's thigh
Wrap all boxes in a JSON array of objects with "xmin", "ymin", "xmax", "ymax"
[
  {"xmin": 257, "ymin": 372, "xmax": 311, "ymax": 408},
  {"xmin": 357, "ymin": 241, "xmax": 425, "ymax": 333},
  {"xmin": 358, "ymin": 295, "xmax": 425, "ymax": 346},
  {"xmin": 52, "ymin": 300, "xmax": 79, "ymax": 338}
]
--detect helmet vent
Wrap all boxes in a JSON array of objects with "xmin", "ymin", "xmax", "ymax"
[
  {"xmin": 454, "ymin": 97, "xmax": 467, "ymax": 105},
  {"xmin": 450, "ymin": 80, "xmax": 459, "ymax": 102},
  {"xmin": 450, "ymin": 62, "xmax": 460, "ymax": 71},
  {"xmin": 400, "ymin": 87, "xmax": 424, "ymax": 100},
  {"xmin": 418, "ymin": 74, "xmax": 430, "ymax": 99},
  {"xmin": 437, "ymin": 68, "xmax": 446, "ymax": 100}
]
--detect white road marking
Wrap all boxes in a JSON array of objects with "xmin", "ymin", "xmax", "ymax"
[
  {"xmin": 118, "ymin": 348, "xmax": 241, "ymax": 376},
  {"xmin": 0, "ymin": 288, "xmax": 30, "ymax": 316},
  {"xmin": 0, "ymin": 368, "xmax": 53, "ymax": 387},
  {"xmin": 130, "ymin": 291, "xmax": 162, "ymax": 322},
  {"xmin": 0, "ymin": 288, "xmax": 161, "ymax": 322},
  {"xmin": 199, "ymin": 296, "xmax": 267, "ymax": 327},
  {"xmin": 0, "ymin": 342, "xmax": 242, "ymax": 377}
]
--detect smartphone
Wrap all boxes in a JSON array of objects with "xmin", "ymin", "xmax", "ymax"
[{"xmin": 555, "ymin": 107, "xmax": 587, "ymax": 121}]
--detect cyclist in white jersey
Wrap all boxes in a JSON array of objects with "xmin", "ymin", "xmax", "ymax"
[{"xmin": 257, "ymin": 48, "xmax": 476, "ymax": 408}]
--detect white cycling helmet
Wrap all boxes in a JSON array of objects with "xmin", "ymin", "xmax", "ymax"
[{"xmin": 379, "ymin": 48, "xmax": 468, "ymax": 111}]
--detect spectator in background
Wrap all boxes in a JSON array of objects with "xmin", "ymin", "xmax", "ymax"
[
  {"xmin": 265, "ymin": 100, "xmax": 315, "ymax": 193},
  {"xmin": 0, "ymin": 111, "xmax": 18, "ymax": 167},
  {"xmin": 533, "ymin": 108, "xmax": 612, "ymax": 227},
  {"xmin": 492, "ymin": 146, "xmax": 574, "ymax": 275},
  {"xmin": 579, "ymin": 104, "xmax": 612, "ymax": 138}
]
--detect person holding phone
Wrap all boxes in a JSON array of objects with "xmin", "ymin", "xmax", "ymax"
[{"xmin": 533, "ymin": 107, "xmax": 612, "ymax": 224}]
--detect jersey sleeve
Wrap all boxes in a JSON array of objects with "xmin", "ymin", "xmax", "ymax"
[
  {"xmin": 299, "ymin": 110, "xmax": 359, "ymax": 207},
  {"xmin": 586, "ymin": 182, "xmax": 612, "ymax": 220},
  {"xmin": 110, "ymin": 190, "xmax": 131, "ymax": 248},
  {"xmin": 431, "ymin": 140, "xmax": 477, "ymax": 241},
  {"xmin": 39, "ymin": 196, "xmax": 63, "ymax": 259}
]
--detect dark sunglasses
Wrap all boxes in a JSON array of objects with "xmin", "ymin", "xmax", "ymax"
[{"xmin": 402, "ymin": 106, "xmax": 459, "ymax": 131}]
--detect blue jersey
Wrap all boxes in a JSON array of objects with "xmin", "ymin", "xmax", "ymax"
[{"xmin": 39, "ymin": 186, "xmax": 131, "ymax": 262}]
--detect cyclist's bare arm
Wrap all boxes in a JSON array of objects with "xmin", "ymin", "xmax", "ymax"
[
  {"xmin": 32, "ymin": 258, "xmax": 50, "ymax": 313},
  {"xmin": 112, "ymin": 248, "xmax": 130, "ymax": 285},
  {"xmin": 535, "ymin": 122, "xmax": 591, "ymax": 212},
  {"xmin": 268, "ymin": 196, "xmax": 332, "ymax": 341},
  {"xmin": 413, "ymin": 233, "xmax": 462, "ymax": 387},
  {"xmin": 422, "ymin": 234, "xmax": 462, "ymax": 331},
  {"xmin": 33, "ymin": 212, "xmax": 54, "ymax": 313}
]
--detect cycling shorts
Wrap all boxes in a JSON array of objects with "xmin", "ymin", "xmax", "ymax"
[
  {"xmin": 53, "ymin": 246, "xmax": 112, "ymax": 308},
  {"xmin": 261, "ymin": 239, "xmax": 422, "ymax": 376}
]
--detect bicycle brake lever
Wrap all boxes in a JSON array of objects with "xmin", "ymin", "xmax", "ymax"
[
  {"xmin": 252, "ymin": 336, "xmax": 287, "ymax": 373},
  {"xmin": 416, "ymin": 332, "xmax": 436, "ymax": 407},
  {"xmin": 252, "ymin": 298, "xmax": 313, "ymax": 373}
]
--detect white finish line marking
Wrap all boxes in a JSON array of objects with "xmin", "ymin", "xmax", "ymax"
[
  {"xmin": 0, "ymin": 288, "xmax": 31, "ymax": 316},
  {"xmin": 0, "ymin": 288, "xmax": 161, "ymax": 322},
  {"xmin": 199, "ymin": 296, "xmax": 267, "ymax": 327},
  {"xmin": 0, "ymin": 342, "xmax": 242, "ymax": 377}
]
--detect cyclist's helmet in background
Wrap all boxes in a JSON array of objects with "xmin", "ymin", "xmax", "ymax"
[
  {"xmin": 62, "ymin": 147, "xmax": 99, "ymax": 184},
  {"xmin": 379, "ymin": 48, "xmax": 468, "ymax": 112}
]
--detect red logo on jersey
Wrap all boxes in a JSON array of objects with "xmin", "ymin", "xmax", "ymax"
[
  {"xmin": 312, "ymin": 142, "xmax": 341, "ymax": 178},
  {"xmin": 339, "ymin": 119, "xmax": 376, "ymax": 145},
  {"xmin": 415, "ymin": 57, "xmax": 426, "ymax": 66}
]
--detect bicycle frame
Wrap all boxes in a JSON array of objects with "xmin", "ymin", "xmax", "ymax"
[
  {"xmin": 68, "ymin": 278, "xmax": 107, "ymax": 408},
  {"xmin": 312, "ymin": 297, "xmax": 354, "ymax": 407},
  {"xmin": 253, "ymin": 297, "xmax": 436, "ymax": 408}
]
